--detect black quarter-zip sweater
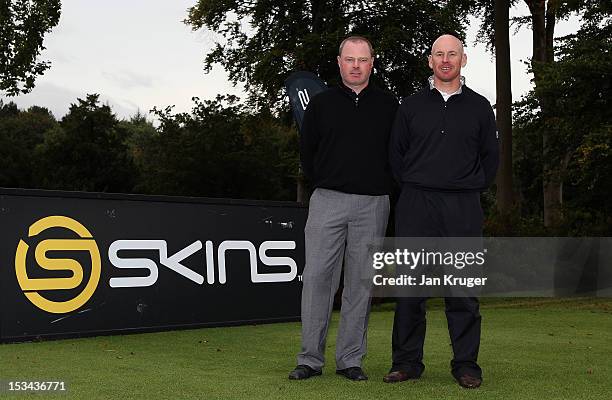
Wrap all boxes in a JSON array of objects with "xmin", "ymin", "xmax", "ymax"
[
  {"xmin": 389, "ymin": 85, "xmax": 500, "ymax": 192},
  {"xmin": 299, "ymin": 84, "xmax": 398, "ymax": 195}
]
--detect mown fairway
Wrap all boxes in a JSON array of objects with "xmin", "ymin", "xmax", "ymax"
[{"xmin": 1, "ymin": 298, "xmax": 610, "ymax": 399}]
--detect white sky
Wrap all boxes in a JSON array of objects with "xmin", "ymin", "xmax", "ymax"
[{"xmin": 1, "ymin": 0, "xmax": 581, "ymax": 121}]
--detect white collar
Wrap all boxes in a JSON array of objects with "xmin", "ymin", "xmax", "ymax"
[{"xmin": 428, "ymin": 75, "xmax": 465, "ymax": 98}]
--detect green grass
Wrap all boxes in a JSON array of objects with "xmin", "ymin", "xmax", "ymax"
[{"xmin": 1, "ymin": 298, "xmax": 611, "ymax": 399}]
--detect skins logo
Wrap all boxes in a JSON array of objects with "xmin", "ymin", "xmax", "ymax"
[
  {"xmin": 15, "ymin": 216, "xmax": 102, "ymax": 314},
  {"xmin": 108, "ymin": 240, "xmax": 297, "ymax": 288},
  {"xmin": 15, "ymin": 216, "xmax": 298, "ymax": 314}
]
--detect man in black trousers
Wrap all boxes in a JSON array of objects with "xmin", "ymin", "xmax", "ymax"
[{"xmin": 384, "ymin": 34, "xmax": 499, "ymax": 389}]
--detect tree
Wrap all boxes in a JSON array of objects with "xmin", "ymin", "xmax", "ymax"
[
  {"xmin": 122, "ymin": 111, "xmax": 158, "ymax": 191},
  {"xmin": 0, "ymin": 0, "xmax": 61, "ymax": 96},
  {"xmin": 137, "ymin": 96, "xmax": 250, "ymax": 197},
  {"xmin": 134, "ymin": 96, "xmax": 298, "ymax": 200},
  {"xmin": 492, "ymin": 0, "xmax": 515, "ymax": 215},
  {"xmin": 185, "ymin": 0, "xmax": 477, "ymax": 109},
  {"xmin": 0, "ymin": 101, "xmax": 57, "ymax": 187},
  {"xmin": 474, "ymin": 0, "xmax": 521, "ymax": 216},
  {"xmin": 521, "ymin": 0, "xmax": 594, "ymax": 226},
  {"xmin": 35, "ymin": 94, "xmax": 137, "ymax": 192},
  {"xmin": 539, "ymin": 4, "xmax": 611, "ymax": 228},
  {"xmin": 513, "ymin": 2, "xmax": 611, "ymax": 233},
  {"xmin": 522, "ymin": 0, "xmax": 560, "ymax": 226},
  {"xmin": 478, "ymin": 0, "xmax": 604, "ymax": 226}
]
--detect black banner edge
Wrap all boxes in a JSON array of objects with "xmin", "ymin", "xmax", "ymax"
[
  {"xmin": 0, "ymin": 316, "xmax": 301, "ymax": 344},
  {"xmin": 0, "ymin": 187, "xmax": 307, "ymax": 209}
]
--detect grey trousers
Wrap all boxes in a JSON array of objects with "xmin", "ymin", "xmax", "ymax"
[{"xmin": 297, "ymin": 188, "xmax": 390, "ymax": 370}]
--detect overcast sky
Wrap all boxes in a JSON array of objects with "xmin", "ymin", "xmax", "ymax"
[{"xmin": 1, "ymin": 0, "xmax": 581, "ymax": 120}]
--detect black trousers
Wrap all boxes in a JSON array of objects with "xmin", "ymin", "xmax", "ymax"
[{"xmin": 391, "ymin": 186, "xmax": 483, "ymax": 379}]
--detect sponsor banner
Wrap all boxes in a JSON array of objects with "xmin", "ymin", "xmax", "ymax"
[
  {"xmin": 0, "ymin": 189, "xmax": 306, "ymax": 341},
  {"xmin": 369, "ymin": 237, "xmax": 612, "ymax": 297}
]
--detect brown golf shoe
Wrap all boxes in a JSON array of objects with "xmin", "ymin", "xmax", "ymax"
[
  {"xmin": 382, "ymin": 370, "xmax": 420, "ymax": 383},
  {"xmin": 455, "ymin": 374, "xmax": 482, "ymax": 389}
]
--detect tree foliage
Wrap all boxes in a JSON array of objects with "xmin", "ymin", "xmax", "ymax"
[
  {"xmin": 185, "ymin": 0, "xmax": 477, "ymax": 108},
  {"xmin": 0, "ymin": 101, "xmax": 56, "ymax": 187},
  {"xmin": 0, "ymin": 95, "xmax": 299, "ymax": 200},
  {"xmin": 475, "ymin": 0, "xmax": 608, "ymax": 226},
  {"xmin": 0, "ymin": 0, "xmax": 61, "ymax": 96},
  {"xmin": 512, "ymin": 5, "xmax": 611, "ymax": 233},
  {"xmin": 136, "ymin": 96, "xmax": 298, "ymax": 200},
  {"xmin": 35, "ymin": 94, "xmax": 137, "ymax": 192}
]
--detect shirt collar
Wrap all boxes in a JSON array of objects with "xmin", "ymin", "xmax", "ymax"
[
  {"xmin": 340, "ymin": 82, "xmax": 371, "ymax": 98},
  {"xmin": 428, "ymin": 75, "xmax": 465, "ymax": 96}
]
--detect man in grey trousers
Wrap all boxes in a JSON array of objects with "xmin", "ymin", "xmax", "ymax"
[{"xmin": 288, "ymin": 36, "xmax": 398, "ymax": 381}]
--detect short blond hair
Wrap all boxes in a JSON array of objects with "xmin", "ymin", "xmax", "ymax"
[{"xmin": 338, "ymin": 36, "xmax": 374, "ymax": 57}]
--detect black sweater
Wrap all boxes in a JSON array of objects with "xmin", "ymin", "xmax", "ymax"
[
  {"xmin": 389, "ymin": 85, "xmax": 500, "ymax": 192},
  {"xmin": 299, "ymin": 84, "xmax": 398, "ymax": 195}
]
